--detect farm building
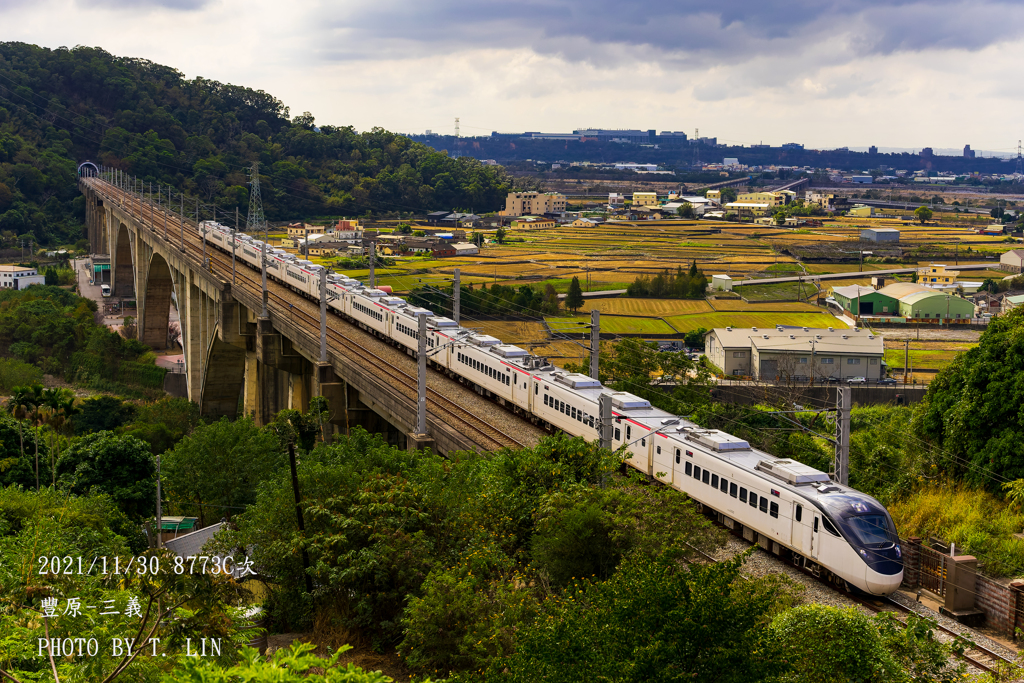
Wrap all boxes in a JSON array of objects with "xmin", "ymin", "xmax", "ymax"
[
  {"xmin": 705, "ymin": 326, "xmax": 884, "ymax": 380},
  {"xmin": 860, "ymin": 228, "xmax": 900, "ymax": 242},
  {"xmin": 831, "ymin": 285, "xmax": 897, "ymax": 316},
  {"xmin": 1000, "ymin": 249, "xmax": 1024, "ymax": 273},
  {"xmin": 847, "ymin": 205, "xmax": 875, "ymax": 217},
  {"xmin": 877, "ymin": 282, "xmax": 975, "ymax": 322},
  {"xmin": 711, "ymin": 274, "xmax": 733, "ymax": 291}
]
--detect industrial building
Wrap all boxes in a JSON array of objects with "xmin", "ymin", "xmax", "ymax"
[
  {"xmin": 705, "ymin": 326, "xmax": 885, "ymax": 380},
  {"xmin": 832, "ymin": 281, "xmax": 975, "ymax": 323},
  {"xmin": 860, "ymin": 228, "xmax": 900, "ymax": 242},
  {"xmin": 831, "ymin": 285, "xmax": 895, "ymax": 316},
  {"xmin": 631, "ymin": 192, "xmax": 659, "ymax": 207}
]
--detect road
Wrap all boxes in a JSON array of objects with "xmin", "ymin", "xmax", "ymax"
[
  {"xmin": 732, "ymin": 262, "xmax": 997, "ymax": 286},
  {"xmin": 73, "ymin": 256, "xmax": 180, "ymax": 333}
]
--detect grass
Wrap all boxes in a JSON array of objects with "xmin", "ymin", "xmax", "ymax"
[
  {"xmin": 708, "ymin": 300, "xmax": 822, "ymax": 312},
  {"xmin": 545, "ymin": 315, "xmax": 677, "ymax": 335},
  {"xmin": 882, "ymin": 348, "xmax": 967, "ymax": 371},
  {"xmin": 733, "ymin": 282, "xmax": 819, "ymax": 301},
  {"xmin": 469, "ymin": 321, "xmax": 549, "ymax": 345},
  {"xmin": 766, "ymin": 263, "xmax": 803, "ymax": 272},
  {"xmin": 663, "ymin": 311, "xmax": 846, "ymax": 333},
  {"xmin": 580, "ymin": 298, "xmax": 713, "ymax": 316},
  {"xmin": 888, "ymin": 486, "xmax": 1024, "ymax": 577}
]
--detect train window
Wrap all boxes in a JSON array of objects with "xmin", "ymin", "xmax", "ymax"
[
  {"xmin": 759, "ymin": 497, "xmax": 768, "ymax": 514},
  {"xmin": 685, "ymin": 462, "xmax": 692, "ymax": 476},
  {"xmin": 821, "ymin": 516, "xmax": 841, "ymax": 537},
  {"xmin": 544, "ymin": 395, "xmax": 549, "ymax": 406},
  {"xmin": 729, "ymin": 483, "xmax": 737, "ymax": 498},
  {"xmin": 657, "ymin": 446, "xmax": 661, "ymax": 455},
  {"xmin": 675, "ymin": 448, "xmax": 680, "ymax": 464},
  {"xmin": 795, "ymin": 504, "xmax": 803, "ymax": 522},
  {"xmin": 535, "ymin": 385, "xmax": 538, "ymax": 395},
  {"xmin": 711, "ymin": 474, "xmax": 718, "ymax": 488},
  {"xmin": 614, "ymin": 428, "xmax": 621, "ymax": 441},
  {"xmin": 701, "ymin": 470, "xmax": 709, "ymax": 485},
  {"xmin": 693, "ymin": 466, "xmax": 701, "ymax": 479},
  {"xmin": 626, "ymin": 426, "xmax": 631, "ymax": 440},
  {"xmin": 641, "ymin": 438, "xmax": 646, "ymax": 447},
  {"xmin": 739, "ymin": 487, "xmax": 747, "ymax": 503},
  {"xmin": 813, "ymin": 517, "xmax": 819, "ymax": 533},
  {"xmin": 769, "ymin": 502, "xmax": 779, "ymax": 519},
  {"xmin": 720, "ymin": 478, "xmax": 728, "ymax": 493},
  {"xmin": 749, "ymin": 493, "xmax": 757, "ymax": 508}
]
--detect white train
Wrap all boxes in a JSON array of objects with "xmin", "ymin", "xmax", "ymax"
[{"xmin": 200, "ymin": 221, "xmax": 904, "ymax": 595}]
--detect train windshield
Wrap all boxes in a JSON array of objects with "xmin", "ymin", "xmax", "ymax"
[{"xmin": 841, "ymin": 514, "xmax": 894, "ymax": 547}]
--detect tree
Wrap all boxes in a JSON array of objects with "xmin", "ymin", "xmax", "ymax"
[
  {"xmin": 495, "ymin": 226, "xmax": 507, "ymax": 244},
  {"xmin": 915, "ymin": 206, "xmax": 933, "ymax": 223},
  {"xmin": 774, "ymin": 210, "xmax": 787, "ymax": 225},
  {"xmin": 566, "ymin": 276, "xmax": 584, "ymax": 313},
  {"xmin": 74, "ymin": 395, "xmax": 136, "ymax": 434},
  {"xmin": 162, "ymin": 416, "xmax": 284, "ymax": 526},
  {"xmin": 684, "ymin": 326, "xmax": 709, "ymax": 348},
  {"xmin": 56, "ymin": 432, "xmax": 155, "ymax": 520},
  {"xmin": 676, "ymin": 202, "xmax": 694, "ymax": 219},
  {"xmin": 483, "ymin": 553, "xmax": 790, "ymax": 683},
  {"xmin": 4, "ymin": 386, "xmax": 32, "ymax": 462}
]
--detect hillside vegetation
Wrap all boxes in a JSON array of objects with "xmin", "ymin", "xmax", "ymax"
[{"xmin": 0, "ymin": 42, "xmax": 519, "ymax": 246}]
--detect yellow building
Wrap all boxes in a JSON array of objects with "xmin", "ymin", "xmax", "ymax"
[
  {"xmin": 736, "ymin": 190, "xmax": 794, "ymax": 207},
  {"xmin": 632, "ymin": 191, "xmax": 659, "ymax": 207},
  {"xmin": 918, "ymin": 264, "xmax": 959, "ymax": 285},
  {"xmin": 847, "ymin": 204, "xmax": 875, "ymax": 217},
  {"xmin": 706, "ymin": 190, "xmax": 722, "ymax": 203},
  {"xmin": 501, "ymin": 192, "xmax": 566, "ymax": 216},
  {"xmin": 512, "ymin": 216, "xmax": 556, "ymax": 229}
]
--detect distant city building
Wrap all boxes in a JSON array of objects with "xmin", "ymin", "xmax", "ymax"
[
  {"xmin": 964, "ymin": 145, "xmax": 976, "ymax": 159},
  {"xmin": 781, "ymin": 143, "xmax": 804, "ymax": 150},
  {"xmin": 693, "ymin": 136, "xmax": 718, "ymax": 146},
  {"xmin": 920, "ymin": 147, "xmax": 934, "ymax": 158},
  {"xmin": 860, "ymin": 228, "xmax": 900, "ymax": 242},
  {"xmin": 501, "ymin": 191, "xmax": 566, "ymax": 216},
  {"xmin": 614, "ymin": 162, "xmax": 658, "ymax": 171},
  {"xmin": 851, "ymin": 175, "xmax": 874, "ymax": 184},
  {"xmin": 847, "ymin": 205, "xmax": 875, "ymax": 217},
  {"xmin": 723, "ymin": 157, "xmax": 740, "ymax": 166},
  {"xmin": 511, "ymin": 216, "xmax": 556, "ymax": 229},
  {"xmin": 657, "ymin": 131, "xmax": 689, "ymax": 141},
  {"xmin": 736, "ymin": 190, "xmax": 794, "ymax": 207},
  {"xmin": 868, "ymin": 146, "xmax": 878, "ymax": 154},
  {"xmin": 573, "ymin": 129, "xmax": 656, "ymax": 144}
]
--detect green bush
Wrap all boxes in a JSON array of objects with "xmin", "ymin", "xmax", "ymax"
[{"xmin": 0, "ymin": 357, "xmax": 42, "ymax": 392}]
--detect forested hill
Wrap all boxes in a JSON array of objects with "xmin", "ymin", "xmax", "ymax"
[{"xmin": 0, "ymin": 42, "xmax": 518, "ymax": 246}]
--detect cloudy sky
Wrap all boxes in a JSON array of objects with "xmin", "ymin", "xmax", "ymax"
[{"xmin": 3, "ymin": 0, "xmax": 1021, "ymax": 152}]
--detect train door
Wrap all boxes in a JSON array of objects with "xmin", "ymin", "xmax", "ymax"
[
  {"xmin": 810, "ymin": 513, "xmax": 820, "ymax": 560},
  {"xmin": 791, "ymin": 502, "xmax": 811, "ymax": 555}
]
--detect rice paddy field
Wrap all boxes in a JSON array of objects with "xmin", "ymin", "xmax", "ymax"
[{"xmin": 664, "ymin": 311, "xmax": 847, "ymax": 333}]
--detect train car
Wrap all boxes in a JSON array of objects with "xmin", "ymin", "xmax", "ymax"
[{"xmin": 172, "ymin": 213, "xmax": 903, "ymax": 596}]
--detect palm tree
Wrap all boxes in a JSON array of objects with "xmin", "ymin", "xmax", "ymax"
[
  {"xmin": 41, "ymin": 388, "xmax": 64, "ymax": 487},
  {"xmin": 5, "ymin": 387, "xmax": 32, "ymax": 462},
  {"xmin": 25, "ymin": 384, "xmax": 45, "ymax": 491},
  {"xmin": 51, "ymin": 394, "xmax": 79, "ymax": 485}
]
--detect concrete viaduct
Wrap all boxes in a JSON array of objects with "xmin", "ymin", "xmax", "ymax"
[{"xmin": 79, "ymin": 174, "xmax": 537, "ymax": 454}]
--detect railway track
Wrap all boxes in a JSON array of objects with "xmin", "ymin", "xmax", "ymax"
[
  {"xmin": 89, "ymin": 180, "xmax": 527, "ymax": 451},
  {"xmin": 682, "ymin": 526, "xmax": 1015, "ymax": 675}
]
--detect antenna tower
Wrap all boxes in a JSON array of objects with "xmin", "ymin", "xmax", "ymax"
[
  {"xmin": 455, "ymin": 117, "xmax": 460, "ymax": 138},
  {"xmin": 1016, "ymin": 140, "xmax": 1023, "ymax": 182},
  {"xmin": 692, "ymin": 127, "xmax": 700, "ymax": 168},
  {"xmin": 246, "ymin": 162, "xmax": 267, "ymax": 237}
]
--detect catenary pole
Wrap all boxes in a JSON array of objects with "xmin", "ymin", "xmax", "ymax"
[
  {"xmin": 261, "ymin": 241, "xmax": 269, "ymax": 317},
  {"xmin": 590, "ymin": 308, "xmax": 600, "ymax": 379},
  {"xmin": 417, "ymin": 313, "xmax": 427, "ymax": 434},
  {"xmin": 320, "ymin": 269, "xmax": 328, "ymax": 363},
  {"xmin": 599, "ymin": 392, "xmax": 612, "ymax": 451},
  {"xmin": 453, "ymin": 268, "xmax": 460, "ymax": 324}
]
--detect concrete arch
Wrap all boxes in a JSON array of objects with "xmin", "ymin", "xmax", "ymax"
[
  {"xmin": 201, "ymin": 325, "xmax": 246, "ymax": 419},
  {"xmin": 77, "ymin": 161, "xmax": 100, "ymax": 176},
  {"xmin": 141, "ymin": 252, "xmax": 174, "ymax": 348},
  {"xmin": 113, "ymin": 223, "xmax": 135, "ymax": 297}
]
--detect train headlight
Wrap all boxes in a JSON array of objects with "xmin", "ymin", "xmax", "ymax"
[{"xmin": 895, "ymin": 545, "xmax": 902, "ymax": 559}]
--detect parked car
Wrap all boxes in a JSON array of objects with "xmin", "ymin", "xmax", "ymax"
[
  {"xmin": 846, "ymin": 377, "xmax": 868, "ymax": 384},
  {"xmin": 878, "ymin": 377, "xmax": 898, "ymax": 385}
]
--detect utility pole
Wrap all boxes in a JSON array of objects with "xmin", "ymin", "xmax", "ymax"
[
  {"xmin": 179, "ymin": 192, "xmax": 185, "ymax": 252},
  {"xmin": 453, "ymin": 268, "xmax": 461, "ymax": 324},
  {"xmin": 261, "ymin": 241, "xmax": 269, "ymax": 317},
  {"xmin": 155, "ymin": 455, "xmax": 162, "ymax": 549},
  {"xmin": 369, "ymin": 242, "xmax": 376, "ymax": 288},
  {"xmin": 834, "ymin": 386, "xmax": 850, "ymax": 486},
  {"xmin": 599, "ymin": 392, "xmax": 613, "ymax": 451},
  {"xmin": 287, "ymin": 442, "xmax": 313, "ymax": 594},
  {"xmin": 417, "ymin": 313, "xmax": 427, "ymax": 435},
  {"xmin": 233, "ymin": 208, "xmax": 238, "ymax": 285},
  {"xmin": 904, "ymin": 339, "xmax": 909, "ymax": 384},
  {"xmin": 590, "ymin": 308, "xmax": 600, "ymax": 379},
  {"xmin": 319, "ymin": 269, "xmax": 328, "ymax": 363}
]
